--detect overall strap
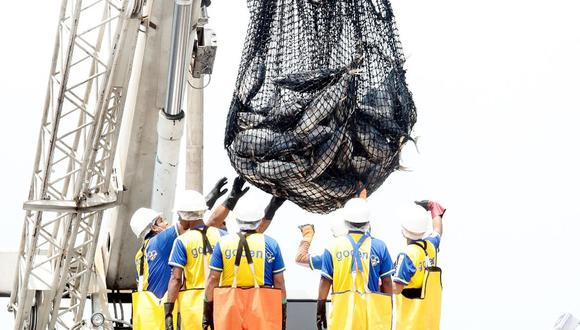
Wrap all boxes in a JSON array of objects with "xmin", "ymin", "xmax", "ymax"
[
  {"xmin": 137, "ymin": 239, "xmax": 148, "ymax": 292},
  {"xmin": 193, "ymin": 226, "xmax": 214, "ymax": 255},
  {"xmin": 346, "ymin": 234, "xmax": 370, "ymax": 293},
  {"xmin": 232, "ymin": 233, "xmax": 259, "ymax": 288},
  {"xmin": 410, "ymin": 240, "xmax": 434, "ymax": 267},
  {"xmin": 193, "ymin": 226, "xmax": 214, "ymax": 287}
]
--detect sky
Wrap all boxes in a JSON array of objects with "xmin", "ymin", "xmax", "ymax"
[{"xmin": 1, "ymin": 0, "xmax": 580, "ymax": 329}]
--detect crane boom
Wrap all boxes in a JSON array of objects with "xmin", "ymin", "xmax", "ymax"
[{"xmin": 9, "ymin": 0, "xmax": 143, "ymax": 328}]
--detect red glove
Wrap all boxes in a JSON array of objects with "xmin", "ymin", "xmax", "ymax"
[
  {"xmin": 428, "ymin": 201, "xmax": 446, "ymax": 218},
  {"xmin": 415, "ymin": 200, "xmax": 446, "ymax": 218}
]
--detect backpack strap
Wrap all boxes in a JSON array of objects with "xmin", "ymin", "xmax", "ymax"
[{"xmin": 137, "ymin": 239, "xmax": 149, "ymax": 292}]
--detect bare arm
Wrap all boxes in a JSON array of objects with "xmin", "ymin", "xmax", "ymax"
[
  {"xmin": 256, "ymin": 218, "xmax": 272, "ymax": 233},
  {"xmin": 392, "ymin": 281, "xmax": 405, "ymax": 295},
  {"xmin": 273, "ymin": 273, "xmax": 286, "ymax": 301},
  {"xmin": 166, "ymin": 267, "xmax": 183, "ymax": 303},
  {"xmin": 380, "ymin": 276, "xmax": 393, "ymax": 295},
  {"xmin": 205, "ymin": 270, "xmax": 221, "ymax": 302},
  {"xmin": 295, "ymin": 240, "xmax": 311, "ymax": 266},
  {"xmin": 432, "ymin": 215, "xmax": 443, "ymax": 237},
  {"xmin": 318, "ymin": 277, "xmax": 332, "ymax": 301},
  {"xmin": 207, "ymin": 205, "xmax": 230, "ymax": 230}
]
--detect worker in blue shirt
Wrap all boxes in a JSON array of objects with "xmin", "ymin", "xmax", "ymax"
[
  {"xmin": 316, "ymin": 197, "xmax": 394, "ymax": 330},
  {"xmin": 132, "ymin": 177, "xmax": 232, "ymax": 299},
  {"xmin": 163, "ymin": 189, "xmax": 233, "ymax": 330},
  {"xmin": 203, "ymin": 196, "xmax": 287, "ymax": 330},
  {"xmin": 392, "ymin": 200, "xmax": 446, "ymax": 330}
]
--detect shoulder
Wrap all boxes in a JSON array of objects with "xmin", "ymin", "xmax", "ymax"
[
  {"xmin": 370, "ymin": 237, "xmax": 387, "ymax": 249},
  {"xmin": 208, "ymin": 226, "xmax": 227, "ymax": 237},
  {"xmin": 403, "ymin": 242, "xmax": 425, "ymax": 261},
  {"xmin": 328, "ymin": 236, "xmax": 347, "ymax": 250},
  {"xmin": 425, "ymin": 232, "xmax": 441, "ymax": 249},
  {"xmin": 219, "ymin": 233, "xmax": 238, "ymax": 244},
  {"xmin": 264, "ymin": 235, "xmax": 280, "ymax": 250},
  {"xmin": 177, "ymin": 229, "xmax": 195, "ymax": 241},
  {"xmin": 151, "ymin": 225, "xmax": 177, "ymax": 244}
]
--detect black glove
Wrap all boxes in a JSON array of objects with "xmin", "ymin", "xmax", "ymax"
[
  {"xmin": 223, "ymin": 176, "xmax": 250, "ymax": 211},
  {"xmin": 282, "ymin": 303, "xmax": 288, "ymax": 330},
  {"xmin": 202, "ymin": 300, "xmax": 214, "ymax": 330},
  {"xmin": 164, "ymin": 302, "xmax": 175, "ymax": 330},
  {"xmin": 415, "ymin": 200, "xmax": 430, "ymax": 211},
  {"xmin": 316, "ymin": 300, "xmax": 327, "ymax": 330},
  {"xmin": 264, "ymin": 196, "xmax": 286, "ymax": 220},
  {"xmin": 206, "ymin": 177, "xmax": 228, "ymax": 209}
]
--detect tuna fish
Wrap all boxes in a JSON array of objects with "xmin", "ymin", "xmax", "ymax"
[
  {"xmin": 256, "ymin": 160, "xmax": 306, "ymax": 180},
  {"xmin": 295, "ymin": 74, "xmax": 351, "ymax": 135},
  {"xmin": 237, "ymin": 112, "xmax": 266, "ymax": 130},
  {"xmin": 307, "ymin": 125, "xmax": 346, "ymax": 181},
  {"xmin": 231, "ymin": 128, "xmax": 277, "ymax": 158},
  {"xmin": 272, "ymin": 67, "xmax": 346, "ymax": 93},
  {"xmin": 354, "ymin": 120, "xmax": 392, "ymax": 161}
]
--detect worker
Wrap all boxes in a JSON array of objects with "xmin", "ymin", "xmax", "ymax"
[
  {"xmin": 295, "ymin": 217, "xmax": 347, "ymax": 271},
  {"xmin": 132, "ymin": 178, "xmax": 228, "ymax": 299},
  {"xmin": 316, "ymin": 197, "xmax": 394, "ymax": 330},
  {"xmin": 163, "ymin": 189, "xmax": 229, "ymax": 330},
  {"xmin": 203, "ymin": 196, "xmax": 287, "ymax": 330},
  {"xmin": 131, "ymin": 178, "xmax": 228, "ymax": 329},
  {"xmin": 392, "ymin": 200, "xmax": 446, "ymax": 330}
]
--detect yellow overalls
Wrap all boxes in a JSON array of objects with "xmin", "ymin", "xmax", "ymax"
[
  {"xmin": 132, "ymin": 239, "xmax": 166, "ymax": 329},
  {"xmin": 176, "ymin": 227, "xmax": 222, "ymax": 330},
  {"xmin": 329, "ymin": 234, "xmax": 392, "ymax": 330},
  {"xmin": 395, "ymin": 240, "xmax": 442, "ymax": 330}
]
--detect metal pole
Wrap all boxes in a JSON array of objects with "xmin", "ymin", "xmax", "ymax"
[
  {"xmin": 151, "ymin": 0, "xmax": 195, "ymax": 219},
  {"xmin": 185, "ymin": 78, "xmax": 203, "ymax": 192},
  {"xmin": 164, "ymin": 0, "xmax": 193, "ymax": 116}
]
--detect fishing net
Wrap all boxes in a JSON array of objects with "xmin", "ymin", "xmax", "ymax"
[{"xmin": 224, "ymin": 0, "xmax": 417, "ymax": 214}]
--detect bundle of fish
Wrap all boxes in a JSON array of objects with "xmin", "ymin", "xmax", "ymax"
[{"xmin": 224, "ymin": 0, "xmax": 416, "ymax": 214}]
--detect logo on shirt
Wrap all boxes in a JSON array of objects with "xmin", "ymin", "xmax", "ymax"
[
  {"xmin": 335, "ymin": 250, "xmax": 369, "ymax": 262},
  {"xmin": 265, "ymin": 251, "xmax": 275, "ymax": 264},
  {"xmin": 224, "ymin": 249, "xmax": 263, "ymax": 260},
  {"xmin": 191, "ymin": 246, "xmax": 210, "ymax": 258},
  {"xmin": 370, "ymin": 255, "xmax": 380, "ymax": 267},
  {"xmin": 147, "ymin": 250, "xmax": 158, "ymax": 261}
]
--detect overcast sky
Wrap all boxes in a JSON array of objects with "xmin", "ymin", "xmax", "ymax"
[{"xmin": 1, "ymin": 0, "xmax": 580, "ymax": 329}]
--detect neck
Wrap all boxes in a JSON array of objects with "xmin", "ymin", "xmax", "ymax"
[{"xmin": 179, "ymin": 219, "xmax": 205, "ymax": 232}]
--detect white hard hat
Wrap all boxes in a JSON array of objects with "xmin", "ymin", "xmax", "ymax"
[
  {"xmin": 399, "ymin": 204, "xmax": 430, "ymax": 240},
  {"xmin": 343, "ymin": 198, "xmax": 371, "ymax": 224},
  {"xmin": 330, "ymin": 211, "xmax": 348, "ymax": 237},
  {"xmin": 173, "ymin": 190, "xmax": 208, "ymax": 213},
  {"xmin": 234, "ymin": 202, "xmax": 264, "ymax": 231},
  {"xmin": 130, "ymin": 208, "xmax": 162, "ymax": 239}
]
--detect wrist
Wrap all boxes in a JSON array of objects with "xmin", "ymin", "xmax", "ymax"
[{"xmin": 223, "ymin": 197, "xmax": 238, "ymax": 211}]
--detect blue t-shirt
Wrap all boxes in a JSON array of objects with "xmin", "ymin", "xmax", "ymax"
[
  {"xmin": 209, "ymin": 233, "xmax": 285, "ymax": 287},
  {"xmin": 140, "ymin": 225, "xmax": 179, "ymax": 299},
  {"xmin": 309, "ymin": 255, "xmax": 323, "ymax": 271},
  {"xmin": 320, "ymin": 233, "xmax": 394, "ymax": 293}
]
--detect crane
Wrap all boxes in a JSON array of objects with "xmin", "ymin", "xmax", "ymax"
[{"xmin": 8, "ymin": 0, "xmax": 216, "ymax": 328}]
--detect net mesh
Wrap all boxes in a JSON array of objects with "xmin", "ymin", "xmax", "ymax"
[{"xmin": 224, "ymin": 0, "xmax": 417, "ymax": 214}]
